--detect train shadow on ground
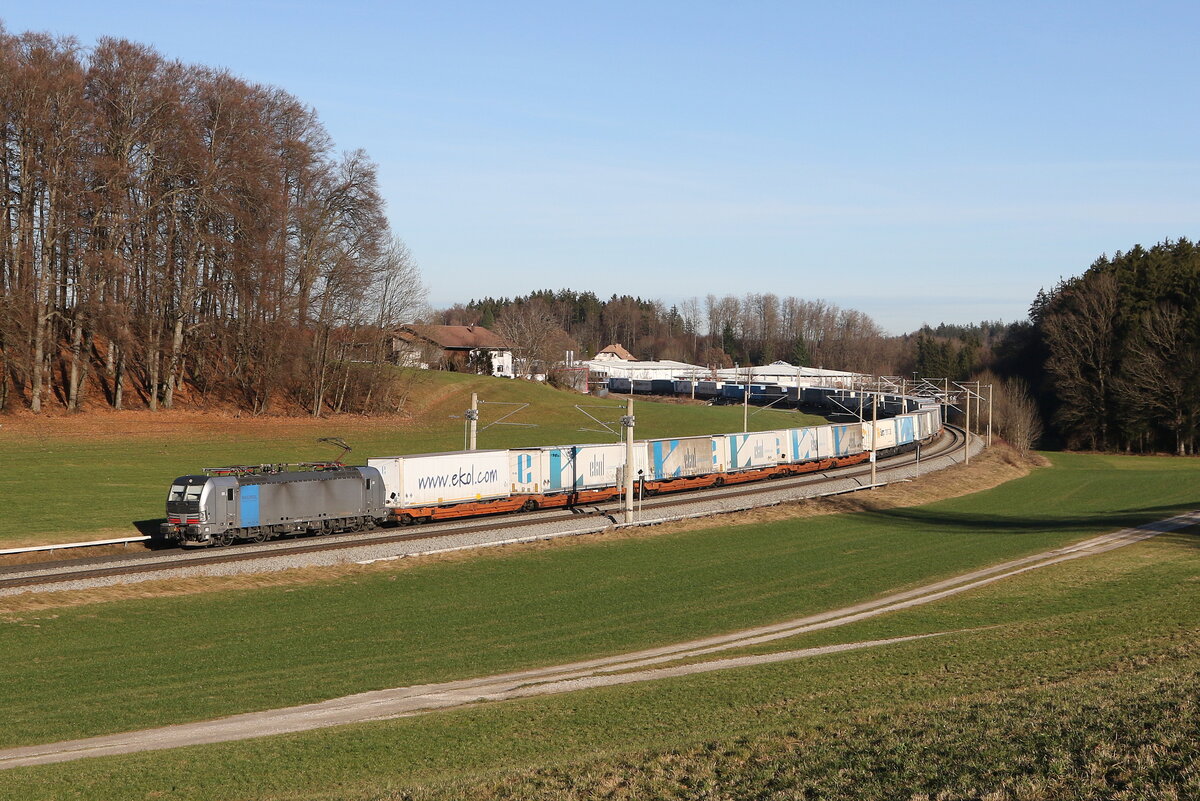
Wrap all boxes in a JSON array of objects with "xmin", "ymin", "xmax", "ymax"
[
  {"xmin": 851, "ymin": 504, "xmax": 1200, "ymax": 546},
  {"xmin": 132, "ymin": 518, "xmax": 176, "ymax": 550}
]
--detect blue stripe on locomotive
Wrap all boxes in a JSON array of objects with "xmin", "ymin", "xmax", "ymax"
[{"xmin": 239, "ymin": 483, "xmax": 260, "ymax": 527}]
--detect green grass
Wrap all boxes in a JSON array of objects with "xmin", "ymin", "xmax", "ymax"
[
  {"xmin": 1, "ymin": 509, "xmax": 1196, "ymax": 799},
  {"xmin": 0, "ymin": 370, "xmax": 823, "ymax": 543},
  {"xmin": 0, "ymin": 452, "xmax": 1195, "ymax": 760}
]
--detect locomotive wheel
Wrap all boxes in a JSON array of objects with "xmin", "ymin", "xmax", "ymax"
[
  {"xmin": 250, "ymin": 528, "xmax": 268, "ymax": 543},
  {"xmin": 348, "ymin": 517, "xmax": 364, "ymax": 532},
  {"xmin": 215, "ymin": 531, "xmax": 236, "ymax": 547}
]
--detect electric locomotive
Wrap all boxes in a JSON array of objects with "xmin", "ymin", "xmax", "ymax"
[{"xmin": 162, "ymin": 463, "xmax": 387, "ymax": 547}]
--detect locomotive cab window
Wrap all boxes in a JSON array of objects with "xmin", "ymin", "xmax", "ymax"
[
  {"xmin": 226, "ymin": 488, "xmax": 234, "ymax": 501},
  {"xmin": 168, "ymin": 485, "xmax": 186, "ymax": 501},
  {"xmin": 366, "ymin": 479, "xmax": 372, "ymax": 490}
]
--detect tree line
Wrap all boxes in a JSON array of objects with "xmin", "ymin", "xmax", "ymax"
[
  {"xmin": 1028, "ymin": 239, "xmax": 1199, "ymax": 454},
  {"xmin": 443, "ymin": 290, "xmax": 903, "ymax": 376},
  {"xmin": 898, "ymin": 239, "xmax": 1199, "ymax": 455},
  {"xmin": 0, "ymin": 27, "xmax": 425, "ymax": 416},
  {"xmin": 3, "ymin": 22, "xmax": 1191, "ymax": 453},
  {"xmin": 442, "ymin": 237, "xmax": 1198, "ymax": 457}
]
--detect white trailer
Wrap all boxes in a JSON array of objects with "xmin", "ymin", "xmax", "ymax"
[
  {"xmin": 863, "ymin": 414, "xmax": 918, "ymax": 451},
  {"xmin": 723, "ymin": 431, "xmax": 787, "ymax": 471},
  {"xmin": 783, "ymin": 423, "xmax": 865, "ymax": 463},
  {"xmin": 862, "ymin": 419, "xmax": 896, "ymax": 451},
  {"xmin": 368, "ymin": 450, "xmax": 512, "ymax": 509},
  {"xmin": 827, "ymin": 423, "xmax": 864, "ymax": 457},
  {"xmin": 645, "ymin": 436, "xmax": 718, "ymax": 481},
  {"xmin": 510, "ymin": 443, "xmax": 639, "ymax": 494}
]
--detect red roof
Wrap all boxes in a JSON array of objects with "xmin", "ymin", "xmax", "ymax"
[
  {"xmin": 398, "ymin": 324, "xmax": 511, "ymax": 350},
  {"xmin": 595, "ymin": 343, "xmax": 636, "ymax": 360}
]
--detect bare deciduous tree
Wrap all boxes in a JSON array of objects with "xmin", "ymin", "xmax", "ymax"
[
  {"xmin": 978, "ymin": 370, "xmax": 1043, "ymax": 455},
  {"xmin": 494, "ymin": 300, "xmax": 568, "ymax": 379},
  {"xmin": 1117, "ymin": 303, "xmax": 1199, "ymax": 455},
  {"xmin": 0, "ymin": 26, "xmax": 421, "ymax": 416},
  {"xmin": 1041, "ymin": 272, "xmax": 1120, "ymax": 449}
]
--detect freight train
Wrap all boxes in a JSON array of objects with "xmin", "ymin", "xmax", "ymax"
[{"xmin": 161, "ymin": 398, "xmax": 943, "ymax": 547}]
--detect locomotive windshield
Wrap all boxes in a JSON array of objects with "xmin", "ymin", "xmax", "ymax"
[
  {"xmin": 167, "ymin": 480, "xmax": 204, "ymax": 521},
  {"xmin": 168, "ymin": 485, "xmax": 203, "ymax": 502}
]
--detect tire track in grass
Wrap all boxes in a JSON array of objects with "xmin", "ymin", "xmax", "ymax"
[{"xmin": 1, "ymin": 510, "xmax": 1195, "ymax": 770}]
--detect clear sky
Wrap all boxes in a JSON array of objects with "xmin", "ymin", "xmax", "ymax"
[{"xmin": 5, "ymin": 2, "xmax": 1198, "ymax": 333}]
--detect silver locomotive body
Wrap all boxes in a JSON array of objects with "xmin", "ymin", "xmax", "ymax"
[{"xmin": 161, "ymin": 466, "xmax": 387, "ymax": 547}]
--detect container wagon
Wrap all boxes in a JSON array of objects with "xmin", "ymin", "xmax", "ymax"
[{"xmin": 368, "ymin": 450, "xmax": 514, "ymax": 524}]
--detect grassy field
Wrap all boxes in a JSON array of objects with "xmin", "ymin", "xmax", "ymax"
[
  {"xmin": 4, "ymin": 528, "xmax": 1193, "ymax": 800},
  {"xmin": 0, "ymin": 452, "xmax": 1196, "ymax": 799},
  {"xmin": 0, "ymin": 370, "xmax": 823, "ymax": 544}
]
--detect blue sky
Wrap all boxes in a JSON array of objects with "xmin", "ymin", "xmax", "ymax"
[{"xmin": 6, "ymin": 2, "xmax": 1197, "ymax": 332}]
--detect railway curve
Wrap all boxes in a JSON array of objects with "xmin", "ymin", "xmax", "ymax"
[{"xmin": 0, "ymin": 425, "xmax": 974, "ymax": 597}]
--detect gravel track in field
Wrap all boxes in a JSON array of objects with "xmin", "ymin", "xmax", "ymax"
[{"xmin": 2, "ymin": 508, "xmax": 1194, "ymax": 770}]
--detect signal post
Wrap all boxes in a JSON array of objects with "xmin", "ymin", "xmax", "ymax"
[{"xmin": 622, "ymin": 398, "xmax": 636, "ymax": 523}]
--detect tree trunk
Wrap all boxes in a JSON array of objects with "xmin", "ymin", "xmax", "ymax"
[
  {"xmin": 312, "ymin": 326, "xmax": 329, "ymax": 417},
  {"xmin": 163, "ymin": 314, "xmax": 185, "ymax": 409},
  {"xmin": 30, "ymin": 296, "xmax": 47, "ymax": 413},
  {"xmin": 0, "ymin": 340, "xmax": 8, "ymax": 412},
  {"xmin": 77, "ymin": 328, "xmax": 94, "ymax": 411},
  {"xmin": 67, "ymin": 313, "xmax": 83, "ymax": 411},
  {"xmin": 147, "ymin": 316, "xmax": 162, "ymax": 411},
  {"xmin": 334, "ymin": 348, "xmax": 352, "ymax": 413},
  {"xmin": 113, "ymin": 344, "xmax": 125, "ymax": 411}
]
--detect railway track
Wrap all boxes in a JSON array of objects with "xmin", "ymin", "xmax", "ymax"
[{"xmin": 0, "ymin": 425, "xmax": 968, "ymax": 594}]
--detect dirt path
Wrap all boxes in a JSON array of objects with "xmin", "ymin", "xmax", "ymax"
[{"xmin": 1, "ymin": 511, "xmax": 1195, "ymax": 770}]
